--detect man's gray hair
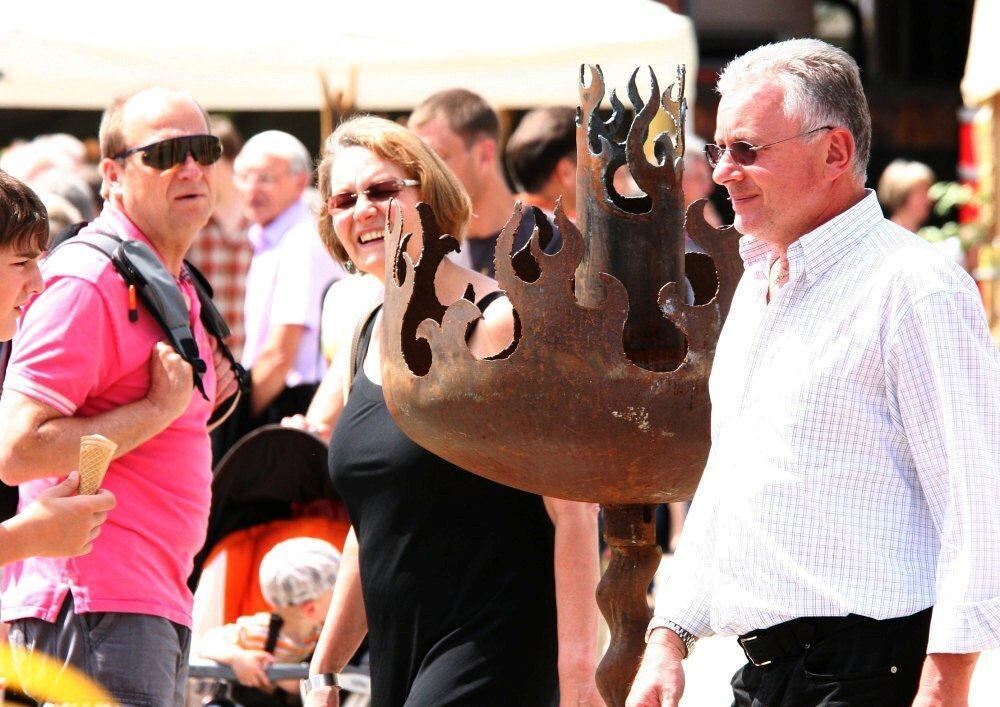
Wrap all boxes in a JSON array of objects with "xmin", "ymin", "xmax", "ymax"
[
  {"xmin": 717, "ymin": 38, "xmax": 871, "ymax": 182},
  {"xmin": 235, "ymin": 130, "xmax": 313, "ymax": 176}
]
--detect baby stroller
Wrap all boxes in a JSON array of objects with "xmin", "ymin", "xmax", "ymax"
[{"xmin": 186, "ymin": 425, "xmax": 369, "ymax": 706}]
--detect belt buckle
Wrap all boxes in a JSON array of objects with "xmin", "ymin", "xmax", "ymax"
[{"xmin": 738, "ymin": 635, "xmax": 772, "ymax": 667}]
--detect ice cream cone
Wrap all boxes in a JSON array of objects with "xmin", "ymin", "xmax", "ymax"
[{"xmin": 78, "ymin": 434, "xmax": 117, "ymax": 495}]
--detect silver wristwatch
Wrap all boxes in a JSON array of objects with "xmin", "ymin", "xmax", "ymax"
[
  {"xmin": 645, "ymin": 616, "xmax": 697, "ymax": 657},
  {"xmin": 300, "ymin": 673, "xmax": 340, "ymax": 700}
]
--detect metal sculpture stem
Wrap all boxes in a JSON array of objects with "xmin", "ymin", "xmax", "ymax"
[{"xmin": 597, "ymin": 504, "xmax": 660, "ymax": 706}]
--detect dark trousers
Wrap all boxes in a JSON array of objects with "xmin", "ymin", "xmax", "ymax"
[
  {"xmin": 8, "ymin": 593, "xmax": 191, "ymax": 706},
  {"xmin": 731, "ymin": 608, "xmax": 932, "ymax": 707}
]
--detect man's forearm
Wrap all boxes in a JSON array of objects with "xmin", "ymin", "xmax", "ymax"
[
  {"xmin": 0, "ymin": 393, "xmax": 175, "ymax": 485},
  {"xmin": 250, "ymin": 354, "xmax": 293, "ymax": 415},
  {"xmin": 250, "ymin": 325, "xmax": 305, "ymax": 415},
  {"xmin": 0, "ymin": 517, "xmax": 34, "ymax": 565},
  {"xmin": 914, "ymin": 652, "xmax": 979, "ymax": 704}
]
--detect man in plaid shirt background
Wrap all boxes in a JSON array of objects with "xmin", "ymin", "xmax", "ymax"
[{"xmin": 186, "ymin": 116, "xmax": 251, "ymax": 359}]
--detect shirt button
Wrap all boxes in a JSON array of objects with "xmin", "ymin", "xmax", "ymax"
[{"xmin": 890, "ymin": 666, "xmax": 898, "ymax": 674}]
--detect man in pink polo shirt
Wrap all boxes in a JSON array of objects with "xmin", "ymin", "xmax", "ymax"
[{"xmin": 0, "ymin": 88, "xmax": 237, "ymax": 704}]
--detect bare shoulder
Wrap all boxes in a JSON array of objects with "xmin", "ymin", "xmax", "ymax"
[
  {"xmin": 321, "ymin": 275, "xmax": 384, "ymax": 359},
  {"xmin": 468, "ymin": 290, "xmax": 516, "ymax": 359}
]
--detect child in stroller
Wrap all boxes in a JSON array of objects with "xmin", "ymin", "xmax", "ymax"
[
  {"xmin": 198, "ymin": 538, "xmax": 340, "ymax": 702},
  {"xmin": 186, "ymin": 425, "xmax": 368, "ymax": 706}
]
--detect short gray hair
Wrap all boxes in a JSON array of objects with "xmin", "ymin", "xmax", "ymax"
[
  {"xmin": 717, "ymin": 38, "xmax": 871, "ymax": 182},
  {"xmin": 235, "ymin": 130, "xmax": 312, "ymax": 176}
]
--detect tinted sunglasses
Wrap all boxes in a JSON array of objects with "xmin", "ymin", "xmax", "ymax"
[
  {"xmin": 113, "ymin": 134, "xmax": 223, "ymax": 170},
  {"xmin": 704, "ymin": 126, "xmax": 834, "ymax": 168},
  {"xmin": 327, "ymin": 178, "xmax": 420, "ymax": 212}
]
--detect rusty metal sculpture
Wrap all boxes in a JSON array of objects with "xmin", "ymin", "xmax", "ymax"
[{"xmin": 381, "ymin": 65, "xmax": 742, "ymax": 705}]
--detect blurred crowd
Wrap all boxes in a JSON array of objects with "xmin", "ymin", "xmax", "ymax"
[{"xmin": 0, "ymin": 70, "xmax": 993, "ymax": 706}]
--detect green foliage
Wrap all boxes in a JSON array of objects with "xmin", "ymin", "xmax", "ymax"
[{"xmin": 918, "ymin": 181, "xmax": 988, "ymax": 252}]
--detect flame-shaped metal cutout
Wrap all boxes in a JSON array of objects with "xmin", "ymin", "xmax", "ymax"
[{"xmin": 382, "ymin": 66, "xmax": 741, "ymax": 506}]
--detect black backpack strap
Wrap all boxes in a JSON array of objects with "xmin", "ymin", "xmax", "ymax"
[
  {"xmin": 58, "ymin": 232, "xmax": 210, "ymax": 400},
  {"xmin": 183, "ymin": 259, "xmax": 228, "ymax": 338},
  {"xmin": 184, "ymin": 259, "xmax": 251, "ymax": 429}
]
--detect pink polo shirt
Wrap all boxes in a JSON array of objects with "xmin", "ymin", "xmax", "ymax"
[{"xmin": 1, "ymin": 204, "xmax": 216, "ymax": 628}]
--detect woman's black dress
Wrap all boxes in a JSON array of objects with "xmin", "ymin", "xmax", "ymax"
[{"xmin": 328, "ymin": 311, "xmax": 558, "ymax": 706}]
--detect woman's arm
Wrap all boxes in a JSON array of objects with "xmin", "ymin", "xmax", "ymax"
[
  {"xmin": 307, "ymin": 528, "xmax": 369, "ymax": 706},
  {"xmin": 291, "ymin": 357, "xmax": 347, "ymax": 441},
  {"xmin": 543, "ymin": 497, "xmax": 605, "ymax": 706}
]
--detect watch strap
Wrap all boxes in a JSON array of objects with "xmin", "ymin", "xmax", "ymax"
[
  {"xmin": 645, "ymin": 616, "xmax": 696, "ymax": 657},
  {"xmin": 300, "ymin": 673, "xmax": 340, "ymax": 700}
]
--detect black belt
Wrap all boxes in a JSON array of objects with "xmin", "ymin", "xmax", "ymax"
[{"xmin": 738, "ymin": 614, "xmax": 876, "ymax": 668}]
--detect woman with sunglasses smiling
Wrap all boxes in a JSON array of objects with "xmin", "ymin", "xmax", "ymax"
[{"xmin": 302, "ymin": 116, "xmax": 602, "ymax": 707}]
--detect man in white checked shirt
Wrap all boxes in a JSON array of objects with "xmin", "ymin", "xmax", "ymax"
[{"xmin": 628, "ymin": 39, "xmax": 1000, "ymax": 707}]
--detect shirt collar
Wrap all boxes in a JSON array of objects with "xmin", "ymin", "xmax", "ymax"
[
  {"xmin": 248, "ymin": 198, "xmax": 309, "ymax": 253},
  {"xmin": 96, "ymin": 201, "xmax": 156, "ymax": 251},
  {"xmin": 737, "ymin": 189, "xmax": 882, "ymax": 281}
]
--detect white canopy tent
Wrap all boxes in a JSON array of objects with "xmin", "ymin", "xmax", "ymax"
[
  {"xmin": 961, "ymin": 0, "xmax": 999, "ymax": 107},
  {"xmin": 0, "ymin": 0, "xmax": 697, "ymax": 111}
]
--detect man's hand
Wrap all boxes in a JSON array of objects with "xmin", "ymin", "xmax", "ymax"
[
  {"xmin": 911, "ymin": 652, "xmax": 979, "ymax": 707},
  {"xmin": 230, "ymin": 648, "xmax": 274, "ymax": 688},
  {"xmin": 303, "ymin": 686, "xmax": 339, "ymax": 707},
  {"xmin": 144, "ymin": 342, "xmax": 194, "ymax": 422},
  {"xmin": 210, "ymin": 337, "xmax": 239, "ymax": 409},
  {"xmin": 625, "ymin": 631, "xmax": 687, "ymax": 707},
  {"xmin": 16, "ymin": 471, "xmax": 116, "ymax": 558}
]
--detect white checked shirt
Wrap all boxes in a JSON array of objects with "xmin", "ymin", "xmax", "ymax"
[
  {"xmin": 242, "ymin": 199, "xmax": 345, "ymax": 386},
  {"xmin": 655, "ymin": 191, "xmax": 1000, "ymax": 654}
]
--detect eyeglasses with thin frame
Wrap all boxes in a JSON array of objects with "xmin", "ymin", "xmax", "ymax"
[
  {"xmin": 704, "ymin": 126, "xmax": 834, "ymax": 169},
  {"xmin": 234, "ymin": 170, "xmax": 291, "ymax": 187},
  {"xmin": 327, "ymin": 178, "xmax": 420, "ymax": 213},
  {"xmin": 113, "ymin": 134, "xmax": 223, "ymax": 171}
]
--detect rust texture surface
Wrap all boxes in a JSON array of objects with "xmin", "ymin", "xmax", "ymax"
[{"xmin": 381, "ymin": 65, "xmax": 741, "ymax": 505}]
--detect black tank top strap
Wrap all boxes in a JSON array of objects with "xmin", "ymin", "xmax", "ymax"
[
  {"xmin": 360, "ymin": 293, "xmax": 502, "ymax": 370},
  {"xmin": 475, "ymin": 289, "xmax": 505, "ymax": 312},
  {"xmin": 355, "ymin": 304, "xmax": 383, "ymax": 374},
  {"xmin": 465, "ymin": 290, "xmax": 506, "ymax": 341}
]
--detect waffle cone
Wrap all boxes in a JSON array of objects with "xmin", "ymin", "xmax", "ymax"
[{"xmin": 78, "ymin": 434, "xmax": 117, "ymax": 495}]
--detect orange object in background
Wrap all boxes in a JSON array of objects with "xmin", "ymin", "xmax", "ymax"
[{"xmin": 204, "ymin": 515, "xmax": 350, "ymax": 624}]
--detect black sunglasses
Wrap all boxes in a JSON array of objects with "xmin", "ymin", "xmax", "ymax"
[
  {"xmin": 113, "ymin": 134, "xmax": 223, "ymax": 171},
  {"xmin": 704, "ymin": 126, "xmax": 834, "ymax": 168},
  {"xmin": 327, "ymin": 178, "xmax": 420, "ymax": 212}
]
